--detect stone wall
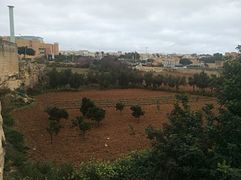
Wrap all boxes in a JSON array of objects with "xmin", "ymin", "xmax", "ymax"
[
  {"xmin": 0, "ymin": 38, "xmax": 20, "ymax": 90},
  {"xmin": 0, "ymin": 102, "xmax": 5, "ymax": 180}
]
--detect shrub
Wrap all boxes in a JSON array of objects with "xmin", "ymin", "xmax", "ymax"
[
  {"xmin": 80, "ymin": 97, "xmax": 95, "ymax": 117},
  {"xmin": 86, "ymin": 107, "xmax": 106, "ymax": 126},
  {"xmin": 72, "ymin": 116, "xmax": 91, "ymax": 137},
  {"xmin": 130, "ymin": 105, "xmax": 145, "ymax": 121},
  {"xmin": 115, "ymin": 102, "xmax": 125, "ymax": 114}
]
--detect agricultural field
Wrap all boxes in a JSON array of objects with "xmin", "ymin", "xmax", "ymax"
[{"xmin": 12, "ymin": 89, "xmax": 216, "ymax": 166}]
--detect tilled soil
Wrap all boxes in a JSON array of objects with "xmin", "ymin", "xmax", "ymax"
[{"xmin": 12, "ymin": 89, "xmax": 216, "ymax": 166}]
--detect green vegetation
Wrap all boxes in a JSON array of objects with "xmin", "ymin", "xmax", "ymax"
[
  {"xmin": 200, "ymin": 53, "xmax": 224, "ymax": 63},
  {"xmin": 18, "ymin": 46, "xmax": 35, "ymax": 56},
  {"xmin": 80, "ymin": 97, "xmax": 106, "ymax": 126},
  {"xmin": 80, "ymin": 97, "xmax": 96, "ymax": 117},
  {"xmin": 119, "ymin": 52, "xmax": 140, "ymax": 60},
  {"xmin": 179, "ymin": 58, "xmax": 193, "ymax": 66},
  {"xmin": 130, "ymin": 105, "xmax": 145, "ymax": 121},
  {"xmin": 115, "ymin": 102, "xmax": 125, "ymax": 114},
  {"xmin": 4, "ymin": 49, "xmax": 241, "ymax": 179},
  {"xmin": 72, "ymin": 116, "xmax": 91, "ymax": 137},
  {"xmin": 45, "ymin": 107, "xmax": 69, "ymax": 144},
  {"xmin": 86, "ymin": 107, "xmax": 106, "ymax": 126}
]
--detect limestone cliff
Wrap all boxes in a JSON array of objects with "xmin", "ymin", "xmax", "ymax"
[
  {"xmin": 0, "ymin": 102, "xmax": 5, "ymax": 180},
  {"xmin": 19, "ymin": 61, "xmax": 46, "ymax": 88}
]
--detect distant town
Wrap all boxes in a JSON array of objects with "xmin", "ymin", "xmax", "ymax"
[{"xmin": 2, "ymin": 35, "xmax": 240, "ymax": 72}]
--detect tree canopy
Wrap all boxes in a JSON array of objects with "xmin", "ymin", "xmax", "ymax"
[{"xmin": 18, "ymin": 46, "xmax": 35, "ymax": 56}]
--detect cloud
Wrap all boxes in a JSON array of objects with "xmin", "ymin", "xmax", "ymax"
[{"xmin": 1, "ymin": 0, "xmax": 241, "ymax": 53}]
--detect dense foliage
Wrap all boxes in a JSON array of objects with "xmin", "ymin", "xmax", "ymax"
[
  {"xmin": 72, "ymin": 116, "xmax": 91, "ymax": 137},
  {"xmin": 18, "ymin": 46, "xmax": 35, "ymax": 56},
  {"xmin": 130, "ymin": 105, "xmax": 145, "ymax": 121},
  {"xmin": 179, "ymin": 58, "xmax": 193, "ymax": 66},
  {"xmin": 80, "ymin": 97, "xmax": 106, "ymax": 126},
  {"xmin": 45, "ymin": 107, "xmax": 69, "ymax": 144},
  {"xmin": 46, "ymin": 58, "xmax": 220, "ymax": 95}
]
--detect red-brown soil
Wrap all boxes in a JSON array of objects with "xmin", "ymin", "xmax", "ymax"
[{"xmin": 12, "ymin": 89, "xmax": 216, "ymax": 166}]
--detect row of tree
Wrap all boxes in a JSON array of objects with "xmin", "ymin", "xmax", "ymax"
[{"xmin": 47, "ymin": 66, "xmax": 220, "ymax": 94}]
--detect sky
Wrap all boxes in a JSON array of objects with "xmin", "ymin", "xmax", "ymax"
[{"xmin": 0, "ymin": 0, "xmax": 241, "ymax": 54}]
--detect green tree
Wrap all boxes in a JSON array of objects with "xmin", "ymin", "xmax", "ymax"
[
  {"xmin": 45, "ymin": 106, "xmax": 69, "ymax": 120},
  {"xmin": 195, "ymin": 71, "xmax": 210, "ymax": 92},
  {"xmin": 18, "ymin": 46, "xmax": 35, "ymax": 57},
  {"xmin": 72, "ymin": 116, "xmax": 91, "ymax": 138},
  {"xmin": 115, "ymin": 102, "xmax": 125, "ymax": 114},
  {"xmin": 213, "ymin": 53, "xmax": 223, "ymax": 61},
  {"xmin": 236, "ymin": 45, "xmax": 241, "ymax": 53},
  {"xmin": 179, "ymin": 58, "xmax": 193, "ymax": 66},
  {"xmin": 145, "ymin": 95, "xmax": 216, "ymax": 179},
  {"xmin": 218, "ymin": 56, "xmax": 241, "ymax": 116},
  {"xmin": 143, "ymin": 72, "xmax": 153, "ymax": 87},
  {"xmin": 80, "ymin": 97, "xmax": 96, "ymax": 117},
  {"xmin": 86, "ymin": 107, "xmax": 106, "ymax": 126},
  {"xmin": 45, "ymin": 107, "xmax": 68, "ymax": 144},
  {"xmin": 188, "ymin": 76, "xmax": 195, "ymax": 92},
  {"xmin": 47, "ymin": 118, "xmax": 62, "ymax": 144},
  {"xmin": 130, "ymin": 105, "xmax": 145, "ymax": 122}
]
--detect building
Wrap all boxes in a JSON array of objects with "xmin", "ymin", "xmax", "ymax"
[{"xmin": 3, "ymin": 36, "xmax": 59, "ymax": 59}]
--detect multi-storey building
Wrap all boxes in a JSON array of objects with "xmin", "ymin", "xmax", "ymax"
[{"xmin": 2, "ymin": 36, "xmax": 59, "ymax": 59}]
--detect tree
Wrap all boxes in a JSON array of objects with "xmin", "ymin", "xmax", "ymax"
[
  {"xmin": 213, "ymin": 53, "xmax": 223, "ymax": 61},
  {"xmin": 80, "ymin": 97, "xmax": 96, "ymax": 116},
  {"xmin": 86, "ymin": 107, "xmax": 106, "ymax": 126},
  {"xmin": 115, "ymin": 102, "xmax": 125, "ymax": 114},
  {"xmin": 45, "ymin": 106, "xmax": 69, "ymax": 120},
  {"xmin": 143, "ymin": 72, "xmax": 153, "ymax": 87},
  {"xmin": 18, "ymin": 46, "xmax": 35, "ymax": 57},
  {"xmin": 142, "ymin": 53, "xmax": 241, "ymax": 179},
  {"xmin": 45, "ymin": 106, "xmax": 68, "ymax": 144},
  {"xmin": 72, "ymin": 116, "xmax": 91, "ymax": 138},
  {"xmin": 174, "ymin": 76, "xmax": 186, "ymax": 91},
  {"xmin": 130, "ymin": 105, "xmax": 145, "ymax": 122},
  {"xmin": 194, "ymin": 71, "xmax": 210, "ymax": 92},
  {"xmin": 218, "ymin": 56, "xmax": 241, "ymax": 116},
  {"xmin": 145, "ymin": 95, "xmax": 216, "ymax": 179},
  {"xmin": 235, "ymin": 45, "xmax": 241, "ymax": 53},
  {"xmin": 188, "ymin": 76, "xmax": 195, "ymax": 92},
  {"xmin": 47, "ymin": 117, "xmax": 62, "ymax": 144},
  {"xmin": 179, "ymin": 58, "xmax": 193, "ymax": 66}
]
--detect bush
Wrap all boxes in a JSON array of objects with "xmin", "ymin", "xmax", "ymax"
[
  {"xmin": 80, "ymin": 97, "xmax": 96, "ymax": 117},
  {"xmin": 86, "ymin": 107, "xmax": 106, "ymax": 126},
  {"xmin": 130, "ymin": 105, "xmax": 145, "ymax": 121},
  {"xmin": 72, "ymin": 116, "xmax": 91, "ymax": 137},
  {"xmin": 115, "ymin": 102, "xmax": 125, "ymax": 113}
]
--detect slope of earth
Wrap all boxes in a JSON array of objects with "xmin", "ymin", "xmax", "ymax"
[{"xmin": 12, "ymin": 89, "xmax": 216, "ymax": 166}]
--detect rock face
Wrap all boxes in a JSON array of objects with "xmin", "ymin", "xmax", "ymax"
[
  {"xmin": 19, "ymin": 61, "xmax": 46, "ymax": 88},
  {"xmin": 0, "ymin": 102, "xmax": 5, "ymax": 180}
]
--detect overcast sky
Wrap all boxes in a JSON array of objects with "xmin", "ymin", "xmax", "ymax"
[{"xmin": 1, "ymin": 0, "xmax": 241, "ymax": 54}]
